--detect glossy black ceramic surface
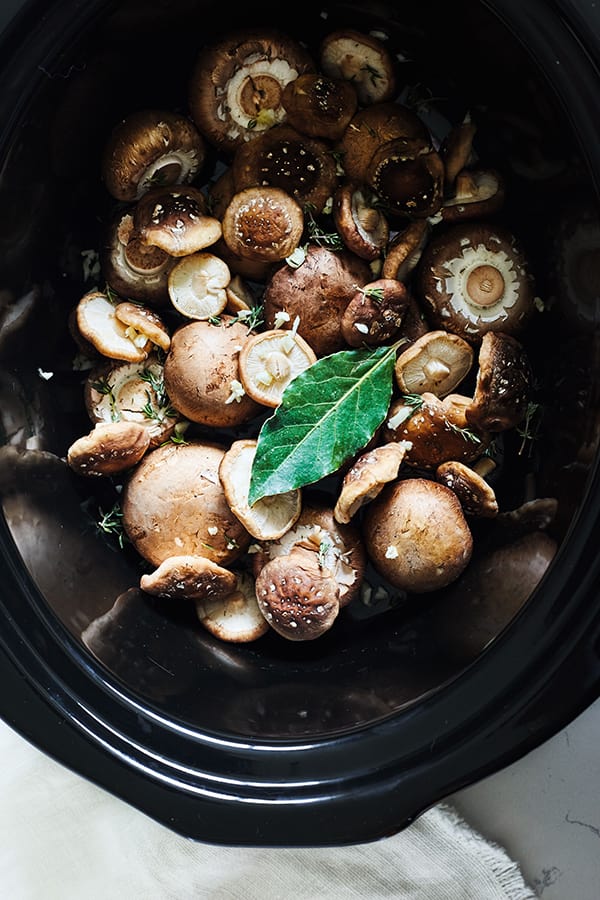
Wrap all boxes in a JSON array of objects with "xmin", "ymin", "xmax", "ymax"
[{"xmin": 0, "ymin": 0, "xmax": 600, "ymax": 845}]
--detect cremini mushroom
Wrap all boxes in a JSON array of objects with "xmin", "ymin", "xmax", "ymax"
[
  {"xmin": 101, "ymin": 108, "xmax": 206, "ymax": 202},
  {"xmin": 231, "ymin": 124, "xmax": 338, "ymax": 215},
  {"xmin": 221, "ymin": 186, "xmax": 304, "ymax": 262},
  {"xmin": 140, "ymin": 554, "xmax": 237, "ymax": 601},
  {"xmin": 167, "ymin": 251, "xmax": 231, "ymax": 320},
  {"xmin": 440, "ymin": 168, "xmax": 505, "ymax": 223},
  {"xmin": 163, "ymin": 318, "xmax": 261, "ymax": 427},
  {"xmin": 133, "ymin": 185, "xmax": 222, "ymax": 257},
  {"xmin": 465, "ymin": 331, "xmax": 533, "ymax": 431},
  {"xmin": 281, "ymin": 73, "xmax": 358, "ymax": 140},
  {"xmin": 334, "ymin": 441, "xmax": 411, "ymax": 523},
  {"xmin": 255, "ymin": 545, "xmax": 341, "ymax": 641},
  {"xmin": 366, "ymin": 137, "xmax": 445, "ymax": 219},
  {"xmin": 417, "ymin": 222, "xmax": 536, "ymax": 342},
  {"xmin": 188, "ymin": 28, "xmax": 315, "ymax": 155},
  {"xmin": 319, "ymin": 29, "xmax": 397, "ymax": 106},
  {"xmin": 332, "ymin": 182, "xmax": 390, "ymax": 261},
  {"xmin": 84, "ymin": 354, "xmax": 180, "ymax": 447},
  {"xmin": 363, "ymin": 477, "xmax": 473, "ymax": 592},
  {"xmin": 101, "ymin": 210, "xmax": 175, "ymax": 306},
  {"xmin": 67, "ymin": 420, "xmax": 151, "ymax": 477},
  {"xmin": 436, "ymin": 460, "xmax": 499, "ymax": 517},
  {"xmin": 121, "ymin": 440, "xmax": 251, "ymax": 567},
  {"xmin": 340, "ymin": 278, "xmax": 409, "ymax": 347},
  {"xmin": 381, "ymin": 219, "xmax": 430, "ymax": 282},
  {"xmin": 219, "ymin": 439, "xmax": 302, "ymax": 540},
  {"xmin": 394, "ymin": 330, "xmax": 474, "ymax": 397},
  {"xmin": 384, "ymin": 391, "xmax": 488, "ymax": 469},
  {"xmin": 76, "ymin": 290, "xmax": 151, "ymax": 362},
  {"xmin": 263, "ymin": 244, "xmax": 371, "ymax": 357},
  {"xmin": 238, "ymin": 328, "xmax": 317, "ymax": 407},
  {"xmin": 196, "ymin": 570, "xmax": 270, "ymax": 643},
  {"xmin": 114, "ymin": 301, "xmax": 171, "ymax": 353}
]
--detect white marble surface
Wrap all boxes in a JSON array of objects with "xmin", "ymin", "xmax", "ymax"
[{"xmin": 450, "ymin": 695, "xmax": 600, "ymax": 899}]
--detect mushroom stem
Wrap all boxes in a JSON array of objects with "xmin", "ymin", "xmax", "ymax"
[
  {"xmin": 423, "ymin": 358, "xmax": 451, "ymax": 382},
  {"xmin": 466, "ymin": 264, "xmax": 505, "ymax": 307}
]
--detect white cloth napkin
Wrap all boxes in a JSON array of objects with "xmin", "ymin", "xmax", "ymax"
[{"xmin": 0, "ymin": 718, "xmax": 537, "ymax": 900}]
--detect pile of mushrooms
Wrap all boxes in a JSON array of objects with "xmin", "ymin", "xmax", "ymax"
[{"xmin": 64, "ymin": 24, "xmax": 553, "ymax": 645}]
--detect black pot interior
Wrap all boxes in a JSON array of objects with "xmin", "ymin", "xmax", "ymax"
[{"xmin": 0, "ymin": 0, "xmax": 599, "ymax": 740}]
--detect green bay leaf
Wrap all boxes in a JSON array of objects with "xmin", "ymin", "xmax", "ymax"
[{"xmin": 248, "ymin": 344, "xmax": 397, "ymax": 504}]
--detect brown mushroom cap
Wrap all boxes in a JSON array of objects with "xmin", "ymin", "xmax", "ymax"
[
  {"xmin": 334, "ymin": 441, "xmax": 410, "ymax": 523},
  {"xmin": 231, "ymin": 124, "xmax": 338, "ymax": 215},
  {"xmin": 133, "ymin": 185, "xmax": 222, "ymax": 257},
  {"xmin": 221, "ymin": 186, "xmax": 304, "ymax": 262},
  {"xmin": 332, "ymin": 182, "xmax": 389, "ymax": 261},
  {"xmin": 75, "ymin": 290, "xmax": 151, "ymax": 363},
  {"xmin": 255, "ymin": 546, "xmax": 341, "ymax": 641},
  {"xmin": 417, "ymin": 222, "xmax": 536, "ymax": 342},
  {"xmin": 114, "ymin": 301, "xmax": 171, "ymax": 352},
  {"xmin": 121, "ymin": 440, "xmax": 251, "ymax": 566},
  {"xmin": 100, "ymin": 211, "xmax": 174, "ymax": 306},
  {"xmin": 336, "ymin": 102, "xmax": 430, "ymax": 184},
  {"xmin": 67, "ymin": 420, "xmax": 151, "ymax": 477},
  {"xmin": 440, "ymin": 168, "xmax": 505, "ymax": 223},
  {"xmin": 188, "ymin": 28, "xmax": 315, "ymax": 155},
  {"xmin": 340, "ymin": 278, "xmax": 409, "ymax": 347},
  {"xmin": 381, "ymin": 219, "xmax": 430, "ymax": 282},
  {"xmin": 102, "ymin": 108, "xmax": 206, "ymax": 202},
  {"xmin": 465, "ymin": 331, "xmax": 533, "ymax": 431},
  {"xmin": 281, "ymin": 73, "xmax": 358, "ymax": 141},
  {"xmin": 436, "ymin": 460, "xmax": 499, "ymax": 517},
  {"xmin": 394, "ymin": 330, "xmax": 474, "ymax": 397},
  {"xmin": 196, "ymin": 570, "xmax": 270, "ymax": 643},
  {"xmin": 363, "ymin": 477, "xmax": 473, "ymax": 592},
  {"xmin": 140, "ymin": 554, "xmax": 237, "ymax": 601},
  {"xmin": 263, "ymin": 245, "xmax": 372, "ymax": 357},
  {"xmin": 319, "ymin": 29, "xmax": 397, "ymax": 106},
  {"xmin": 163, "ymin": 318, "xmax": 261, "ymax": 427},
  {"xmin": 384, "ymin": 391, "xmax": 488, "ymax": 469},
  {"xmin": 366, "ymin": 138, "xmax": 445, "ymax": 219}
]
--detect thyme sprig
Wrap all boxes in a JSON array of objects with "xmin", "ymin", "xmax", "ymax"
[{"xmin": 97, "ymin": 503, "xmax": 128, "ymax": 549}]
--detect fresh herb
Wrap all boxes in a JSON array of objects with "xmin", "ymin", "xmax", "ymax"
[
  {"xmin": 318, "ymin": 538, "xmax": 332, "ymax": 569},
  {"xmin": 446, "ymin": 421, "xmax": 482, "ymax": 444},
  {"xmin": 362, "ymin": 62, "xmax": 383, "ymax": 86},
  {"xmin": 386, "ymin": 392, "xmax": 424, "ymax": 429},
  {"xmin": 104, "ymin": 284, "xmax": 121, "ymax": 305},
  {"xmin": 97, "ymin": 503, "xmax": 128, "ymax": 549},
  {"xmin": 139, "ymin": 369, "xmax": 177, "ymax": 422},
  {"xmin": 90, "ymin": 377, "xmax": 120, "ymax": 422},
  {"xmin": 356, "ymin": 285, "xmax": 385, "ymax": 304},
  {"xmin": 517, "ymin": 401, "xmax": 543, "ymax": 457},
  {"xmin": 248, "ymin": 342, "xmax": 400, "ymax": 504},
  {"xmin": 226, "ymin": 304, "xmax": 265, "ymax": 332}
]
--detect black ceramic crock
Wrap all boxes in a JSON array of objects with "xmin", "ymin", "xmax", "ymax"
[{"xmin": 0, "ymin": 0, "xmax": 600, "ymax": 846}]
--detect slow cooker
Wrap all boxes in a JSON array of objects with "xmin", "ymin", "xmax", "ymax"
[{"xmin": 1, "ymin": 0, "xmax": 600, "ymax": 846}]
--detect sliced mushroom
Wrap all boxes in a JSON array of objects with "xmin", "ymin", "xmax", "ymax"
[
  {"xmin": 334, "ymin": 441, "xmax": 410, "ymax": 523},
  {"xmin": 140, "ymin": 554, "xmax": 237, "ymax": 601},
  {"xmin": 76, "ymin": 290, "xmax": 151, "ymax": 362},
  {"xmin": 196, "ymin": 570, "xmax": 270, "ymax": 643},
  {"xmin": 231, "ymin": 124, "xmax": 338, "ymax": 215},
  {"xmin": 465, "ymin": 331, "xmax": 533, "ymax": 431},
  {"xmin": 436, "ymin": 460, "xmax": 498, "ymax": 517},
  {"xmin": 121, "ymin": 440, "xmax": 251, "ymax": 566},
  {"xmin": 102, "ymin": 108, "xmax": 206, "ymax": 202},
  {"xmin": 67, "ymin": 420, "xmax": 151, "ymax": 477},
  {"xmin": 221, "ymin": 186, "xmax": 304, "ymax": 262},
  {"xmin": 163, "ymin": 318, "xmax": 261, "ymax": 427},
  {"xmin": 84, "ymin": 355, "xmax": 180, "ymax": 447},
  {"xmin": 440, "ymin": 168, "xmax": 505, "ymax": 222},
  {"xmin": 381, "ymin": 219, "xmax": 430, "ymax": 282},
  {"xmin": 394, "ymin": 330, "xmax": 474, "ymax": 397},
  {"xmin": 101, "ymin": 210, "xmax": 175, "ymax": 306},
  {"xmin": 238, "ymin": 328, "xmax": 317, "ymax": 407},
  {"xmin": 364, "ymin": 477, "xmax": 473, "ymax": 592},
  {"xmin": 188, "ymin": 28, "xmax": 315, "ymax": 154},
  {"xmin": 133, "ymin": 185, "xmax": 222, "ymax": 257},
  {"xmin": 366, "ymin": 137, "xmax": 445, "ymax": 219},
  {"xmin": 167, "ymin": 251, "xmax": 231, "ymax": 320},
  {"xmin": 332, "ymin": 182, "xmax": 389, "ymax": 261},
  {"xmin": 114, "ymin": 301, "xmax": 171, "ymax": 352},
  {"xmin": 319, "ymin": 29, "xmax": 397, "ymax": 106},
  {"xmin": 417, "ymin": 222, "xmax": 536, "ymax": 342},
  {"xmin": 281, "ymin": 73, "xmax": 358, "ymax": 140},
  {"xmin": 255, "ymin": 546, "xmax": 340, "ymax": 641},
  {"xmin": 340, "ymin": 278, "xmax": 409, "ymax": 347},
  {"xmin": 384, "ymin": 391, "xmax": 488, "ymax": 469},
  {"xmin": 219, "ymin": 439, "xmax": 302, "ymax": 541}
]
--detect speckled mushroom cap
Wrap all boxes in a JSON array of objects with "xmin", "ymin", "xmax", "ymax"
[
  {"xmin": 340, "ymin": 278, "xmax": 409, "ymax": 347},
  {"xmin": 121, "ymin": 440, "xmax": 251, "ymax": 567},
  {"xmin": 363, "ymin": 477, "xmax": 473, "ymax": 592},
  {"xmin": 100, "ymin": 210, "xmax": 174, "ymax": 307},
  {"xmin": 281, "ymin": 73, "xmax": 358, "ymax": 141},
  {"xmin": 465, "ymin": 331, "xmax": 533, "ymax": 431},
  {"xmin": 334, "ymin": 442, "xmax": 410, "ymax": 524},
  {"xmin": 163, "ymin": 318, "xmax": 261, "ymax": 427},
  {"xmin": 101, "ymin": 108, "xmax": 206, "ymax": 202},
  {"xmin": 263, "ymin": 245, "xmax": 372, "ymax": 357},
  {"xmin": 133, "ymin": 185, "xmax": 222, "ymax": 257},
  {"xmin": 188, "ymin": 28, "xmax": 315, "ymax": 155},
  {"xmin": 67, "ymin": 420, "xmax": 151, "ymax": 477},
  {"xmin": 221, "ymin": 186, "xmax": 304, "ymax": 262},
  {"xmin": 436, "ymin": 460, "xmax": 499, "ymax": 517},
  {"xmin": 417, "ymin": 222, "xmax": 536, "ymax": 343},
  {"xmin": 140, "ymin": 555, "xmax": 238, "ymax": 601}
]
